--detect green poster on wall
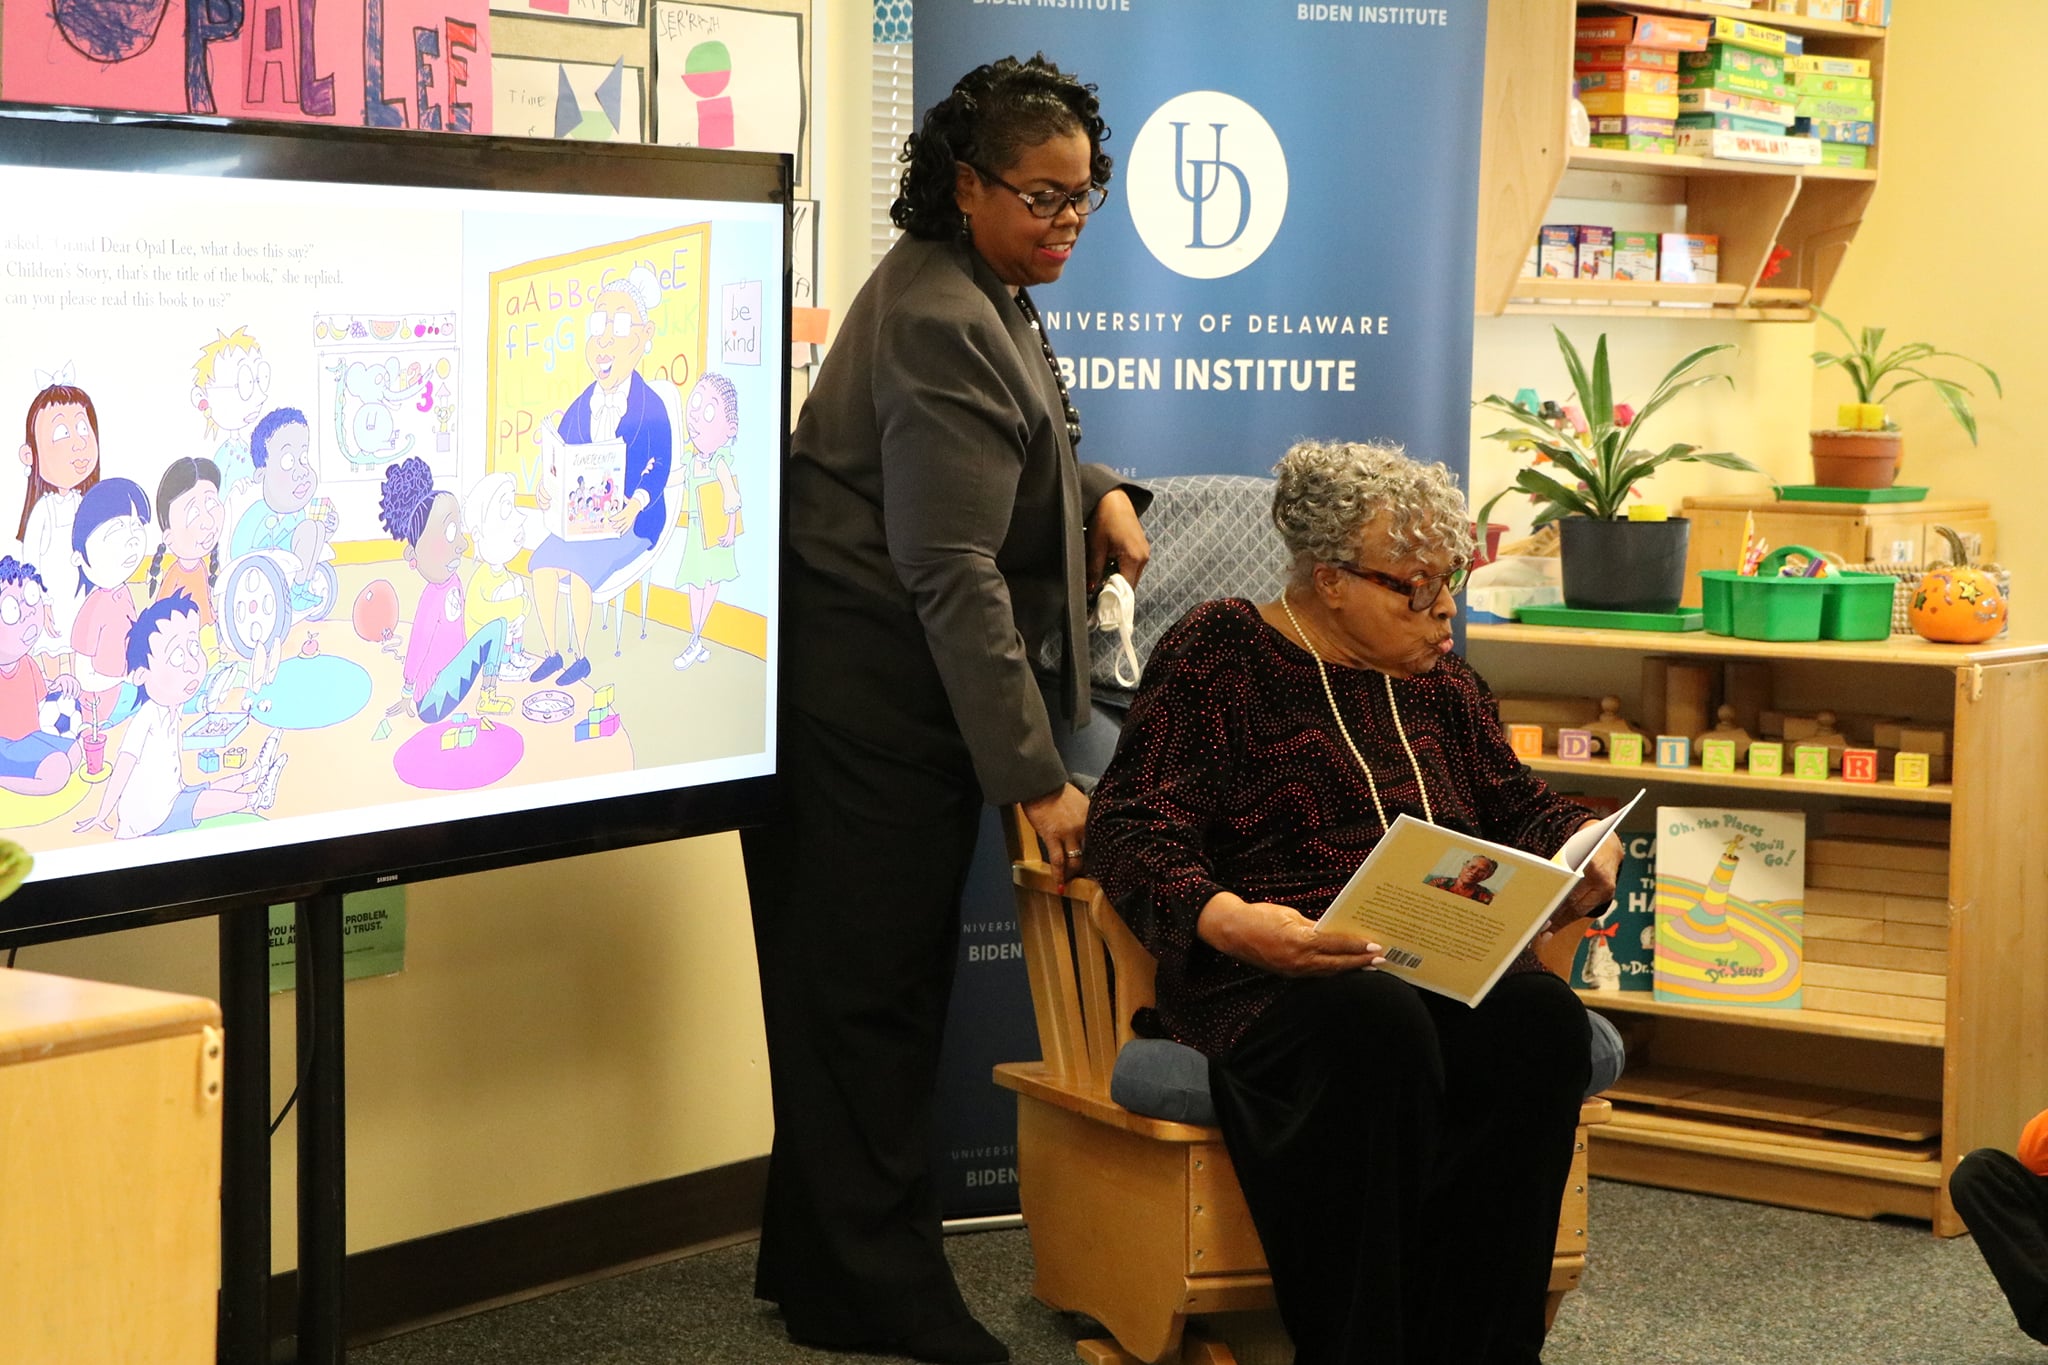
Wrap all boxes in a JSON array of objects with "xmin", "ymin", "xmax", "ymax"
[{"xmin": 268, "ymin": 888, "xmax": 408, "ymax": 993}]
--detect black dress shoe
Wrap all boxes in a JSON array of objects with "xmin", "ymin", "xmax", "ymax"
[{"xmin": 899, "ymin": 1317, "xmax": 1010, "ymax": 1365}]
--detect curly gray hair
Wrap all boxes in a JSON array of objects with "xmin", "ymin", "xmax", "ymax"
[{"xmin": 1271, "ymin": 439, "xmax": 1474, "ymax": 575}]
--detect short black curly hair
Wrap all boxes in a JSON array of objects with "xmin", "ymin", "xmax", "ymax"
[{"xmin": 891, "ymin": 54, "xmax": 1113, "ymax": 242}]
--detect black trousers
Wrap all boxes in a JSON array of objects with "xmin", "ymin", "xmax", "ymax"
[
  {"xmin": 1951, "ymin": 1148, "xmax": 2048, "ymax": 1343},
  {"xmin": 740, "ymin": 704, "xmax": 987, "ymax": 1347},
  {"xmin": 1208, "ymin": 969, "xmax": 1590, "ymax": 1365}
]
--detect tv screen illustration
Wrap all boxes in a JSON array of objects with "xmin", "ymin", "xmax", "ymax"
[{"xmin": 0, "ymin": 107, "xmax": 788, "ymax": 939}]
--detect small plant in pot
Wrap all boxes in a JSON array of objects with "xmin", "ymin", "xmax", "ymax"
[
  {"xmin": 1475, "ymin": 328, "xmax": 1768, "ymax": 615},
  {"xmin": 1810, "ymin": 309, "xmax": 2001, "ymax": 489}
]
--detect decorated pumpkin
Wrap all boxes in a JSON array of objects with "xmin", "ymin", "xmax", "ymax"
[{"xmin": 1909, "ymin": 526, "xmax": 2008, "ymax": 644}]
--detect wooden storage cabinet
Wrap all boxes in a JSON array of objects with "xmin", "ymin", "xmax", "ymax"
[
  {"xmin": 1679, "ymin": 495, "xmax": 1997, "ymax": 607},
  {"xmin": 0, "ymin": 968, "xmax": 224, "ymax": 1364},
  {"xmin": 1477, "ymin": 0, "xmax": 1888, "ymax": 321},
  {"xmin": 1466, "ymin": 625, "xmax": 2048, "ymax": 1236}
]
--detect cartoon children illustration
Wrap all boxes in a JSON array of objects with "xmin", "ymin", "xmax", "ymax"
[
  {"xmin": 190, "ymin": 328, "xmax": 271, "ymax": 492},
  {"xmin": 69, "ymin": 477, "xmax": 152, "ymax": 731},
  {"xmin": 73, "ymin": 590, "xmax": 285, "ymax": 838},
  {"xmin": 528, "ymin": 263, "xmax": 672, "ymax": 689},
  {"xmin": 229, "ymin": 407, "xmax": 336, "ymax": 613},
  {"xmin": 0, "ymin": 556, "xmax": 81, "ymax": 796},
  {"xmin": 378, "ymin": 457, "xmax": 511, "ymax": 721},
  {"xmin": 462, "ymin": 471, "xmax": 542, "ymax": 678},
  {"xmin": 148, "ymin": 457, "xmax": 225, "ymax": 660},
  {"xmin": 17, "ymin": 370, "xmax": 102, "ymax": 651},
  {"xmin": 672, "ymin": 372, "xmax": 742, "ymax": 672}
]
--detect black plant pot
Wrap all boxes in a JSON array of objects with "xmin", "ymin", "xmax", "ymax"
[{"xmin": 1557, "ymin": 516, "xmax": 1691, "ymax": 615}]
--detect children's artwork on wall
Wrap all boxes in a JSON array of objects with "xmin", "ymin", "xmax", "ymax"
[
  {"xmin": 1652, "ymin": 806, "xmax": 1805, "ymax": 1008},
  {"xmin": 0, "ymin": 0, "xmax": 493, "ymax": 131},
  {"xmin": 651, "ymin": 2, "xmax": 802, "ymax": 171},
  {"xmin": 493, "ymin": 57, "xmax": 645, "ymax": 141},
  {"xmin": 492, "ymin": 0, "xmax": 643, "ymax": 24},
  {"xmin": 312, "ymin": 315, "xmax": 461, "ymax": 485}
]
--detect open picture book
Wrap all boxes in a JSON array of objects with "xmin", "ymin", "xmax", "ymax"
[{"xmin": 1315, "ymin": 790, "xmax": 1646, "ymax": 1006}]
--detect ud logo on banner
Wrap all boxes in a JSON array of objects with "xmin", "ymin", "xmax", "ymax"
[{"xmin": 1127, "ymin": 91, "xmax": 1290, "ymax": 279}]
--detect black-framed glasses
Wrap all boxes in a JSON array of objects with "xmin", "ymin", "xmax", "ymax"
[
  {"xmin": 974, "ymin": 167, "xmax": 1109, "ymax": 219},
  {"xmin": 1330, "ymin": 561, "xmax": 1469, "ymax": 611}
]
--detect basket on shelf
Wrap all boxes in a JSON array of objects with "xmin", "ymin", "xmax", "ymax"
[{"xmin": 1853, "ymin": 526, "xmax": 2012, "ymax": 636}]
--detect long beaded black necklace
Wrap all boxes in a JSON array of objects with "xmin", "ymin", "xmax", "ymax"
[{"xmin": 1013, "ymin": 287, "xmax": 1083, "ymax": 446}]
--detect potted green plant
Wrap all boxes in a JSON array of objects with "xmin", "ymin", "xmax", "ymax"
[
  {"xmin": 1809, "ymin": 309, "xmax": 2001, "ymax": 489},
  {"xmin": 1475, "ymin": 328, "xmax": 1768, "ymax": 614}
]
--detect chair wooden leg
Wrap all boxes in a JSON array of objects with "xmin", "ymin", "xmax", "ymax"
[
  {"xmin": 1543, "ymin": 1287, "xmax": 1566, "ymax": 1332},
  {"xmin": 1075, "ymin": 1335, "xmax": 1241, "ymax": 1365}
]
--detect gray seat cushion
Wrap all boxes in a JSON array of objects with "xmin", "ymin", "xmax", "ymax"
[{"xmin": 1109, "ymin": 1002, "xmax": 1627, "ymax": 1126}]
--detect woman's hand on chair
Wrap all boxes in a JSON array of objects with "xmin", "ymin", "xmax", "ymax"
[
  {"xmin": 1023, "ymin": 782, "xmax": 1090, "ymax": 887},
  {"xmin": 1197, "ymin": 892, "xmax": 1386, "ymax": 977}
]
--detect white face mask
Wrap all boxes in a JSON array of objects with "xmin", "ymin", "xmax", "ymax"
[{"xmin": 1091, "ymin": 571, "xmax": 1140, "ymax": 689}]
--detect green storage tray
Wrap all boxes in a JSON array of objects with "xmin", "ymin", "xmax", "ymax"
[
  {"xmin": 1514, "ymin": 604, "xmax": 1704, "ymax": 632},
  {"xmin": 1777, "ymin": 484, "xmax": 1929, "ymax": 504},
  {"xmin": 1700, "ymin": 571, "xmax": 1828, "ymax": 640}
]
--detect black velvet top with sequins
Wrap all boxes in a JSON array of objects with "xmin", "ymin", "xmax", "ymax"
[{"xmin": 1084, "ymin": 598, "xmax": 1596, "ymax": 1057}]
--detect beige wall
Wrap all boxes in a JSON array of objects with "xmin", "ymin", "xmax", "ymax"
[{"xmin": 1815, "ymin": 2, "xmax": 2043, "ymax": 631}]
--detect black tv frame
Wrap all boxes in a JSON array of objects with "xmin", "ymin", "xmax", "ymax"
[{"xmin": 0, "ymin": 104, "xmax": 789, "ymax": 946}]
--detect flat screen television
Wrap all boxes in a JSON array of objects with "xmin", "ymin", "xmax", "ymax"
[{"xmin": 0, "ymin": 105, "xmax": 788, "ymax": 942}]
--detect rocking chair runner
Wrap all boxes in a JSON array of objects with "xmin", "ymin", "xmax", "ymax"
[{"xmin": 992, "ymin": 808, "xmax": 1610, "ymax": 1365}]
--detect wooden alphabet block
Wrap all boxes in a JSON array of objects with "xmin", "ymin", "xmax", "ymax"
[
  {"xmin": 1841, "ymin": 748, "xmax": 1879, "ymax": 784},
  {"xmin": 1893, "ymin": 752, "xmax": 1930, "ymax": 789},
  {"xmin": 1608, "ymin": 732, "xmax": 1644, "ymax": 767},
  {"xmin": 1793, "ymin": 744, "xmax": 1831, "ymax": 781},
  {"xmin": 1557, "ymin": 728, "xmax": 1594, "ymax": 761},
  {"xmin": 1655, "ymin": 734, "xmax": 1690, "ymax": 769},
  {"xmin": 1747, "ymin": 741, "xmax": 1784, "ymax": 777},
  {"xmin": 1508, "ymin": 723, "xmax": 1545, "ymax": 760},
  {"xmin": 1700, "ymin": 738, "xmax": 1736, "ymax": 773}
]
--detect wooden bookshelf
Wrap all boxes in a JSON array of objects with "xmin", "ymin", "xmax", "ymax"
[{"xmin": 1476, "ymin": 0, "xmax": 1888, "ymax": 321}]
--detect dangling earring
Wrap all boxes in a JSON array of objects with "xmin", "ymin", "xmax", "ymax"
[{"xmin": 959, "ymin": 210, "xmax": 972, "ymax": 241}]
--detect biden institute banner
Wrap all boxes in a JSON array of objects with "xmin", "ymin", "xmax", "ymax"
[
  {"xmin": 913, "ymin": 0, "xmax": 1492, "ymax": 1218},
  {"xmin": 912, "ymin": 0, "xmax": 1489, "ymax": 482}
]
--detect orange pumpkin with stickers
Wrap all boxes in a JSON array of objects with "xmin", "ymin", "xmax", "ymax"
[{"xmin": 1909, "ymin": 526, "xmax": 2007, "ymax": 644}]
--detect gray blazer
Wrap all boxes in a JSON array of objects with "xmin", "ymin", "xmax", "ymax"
[{"xmin": 783, "ymin": 234, "xmax": 1144, "ymax": 805}]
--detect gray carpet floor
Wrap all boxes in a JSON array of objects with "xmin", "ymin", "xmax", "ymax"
[{"xmin": 350, "ymin": 1179, "xmax": 2043, "ymax": 1365}]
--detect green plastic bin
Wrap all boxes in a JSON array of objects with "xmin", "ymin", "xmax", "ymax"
[
  {"xmin": 1700, "ymin": 545, "xmax": 1895, "ymax": 643},
  {"xmin": 1815, "ymin": 571, "xmax": 1895, "ymax": 641}
]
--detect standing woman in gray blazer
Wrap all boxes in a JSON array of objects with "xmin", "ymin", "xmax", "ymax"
[{"xmin": 740, "ymin": 55, "xmax": 1150, "ymax": 1365}]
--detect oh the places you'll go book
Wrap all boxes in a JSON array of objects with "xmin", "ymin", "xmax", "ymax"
[
  {"xmin": 1315, "ymin": 792, "xmax": 1643, "ymax": 1006},
  {"xmin": 1653, "ymin": 807, "xmax": 1806, "ymax": 1008}
]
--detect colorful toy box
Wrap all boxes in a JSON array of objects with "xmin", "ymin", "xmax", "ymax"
[
  {"xmin": 1580, "ymin": 91, "xmax": 1681, "ymax": 120},
  {"xmin": 1614, "ymin": 231, "xmax": 1660, "ymax": 281},
  {"xmin": 1680, "ymin": 44, "xmax": 1787, "ymax": 80},
  {"xmin": 1580, "ymin": 68, "xmax": 1678, "ymax": 97},
  {"xmin": 1575, "ymin": 13, "xmax": 1710, "ymax": 50},
  {"xmin": 1576, "ymin": 45, "xmax": 1681, "ymax": 72},
  {"xmin": 1707, "ymin": 15, "xmax": 1790, "ymax": 55},
  {"xmin": 1539, "ymin": 225, "xmax": 1579, "ymax": 278},
  {"xmin": 1787, "ymin": 54, "xmax": 1870, "ymax": 78},
  {"xmin": 1576, "ymin": 225, "xmax": 1615, "ymax": 281},
  {"xmin": 1658, "ymin": 233, "xmax": 1719, "ymax": 286}
]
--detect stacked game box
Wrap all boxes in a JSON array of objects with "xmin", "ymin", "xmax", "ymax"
[
  {"xmin": 1787, "ymin": 53, "xmax": 1877, "ymax": 168},
  {"xmin": 1671, "ymin": 21, "xmax": 1822, "ymax": 165},
  {"xmin": 1574, "ymin": 10, "xmax": 1712, "ymax": 151}
]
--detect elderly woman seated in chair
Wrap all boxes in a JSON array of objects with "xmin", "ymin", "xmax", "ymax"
[{"xmin": 1083, "ymin": 439, "xmax": 1622, "ymax": 1365}]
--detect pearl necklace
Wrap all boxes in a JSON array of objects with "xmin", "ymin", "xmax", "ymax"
[{"xmin": 1277, "ymin": 590, "xmax": 1435, "ymax": 830}]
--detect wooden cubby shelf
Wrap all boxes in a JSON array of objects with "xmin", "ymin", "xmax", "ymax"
[
  {"xmin": 1477, "ymin": 0, "xmax": 1888, "ymax": 322},
  {"xmin": 1467, "ymin": 624, "xmax": 2048, "ymax": 1235}
]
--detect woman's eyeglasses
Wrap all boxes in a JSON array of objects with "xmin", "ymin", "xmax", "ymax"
[
  {"xmin": 1330, "ymin": 561, "xmax": 1469, "ymax": 611},
  {"xmin": 975, "ymin": 167, "xmax": 1110, "ymax": 219}
]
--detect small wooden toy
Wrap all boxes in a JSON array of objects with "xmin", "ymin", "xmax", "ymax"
[
  {"xmin": 1608, "ymin": 732, "xmax": 1644, "ymax": 767},
  {"xmin": 1557, "ymin": 728, "xmax": 1594, "ymax": 760},
  {"xmin": 1692, "ymin": 704, "xmax": 1753, "ymax": 764},
  {"xmin": 1747, "ymin": 741, "xmax": 1784, "ymax": 777},
  {"xmin": 1793, "ymin": 744, "xmax": 1831, "ymax": 781},
  {"xmin": 1507, "ymin": 723, "xmax": 1545, "ymax": 760},
  {"xmin": 1701, "ymin": 738, "xmax": 1736, "ymax": 773},
  {"xmin": 1893, "ymin": 752, "xmax": 1931, "ymax": 788},
  {"xmin": 1842, "ymin": 748, "xmax": 1879, "ymax": 784},
  {"xmin": 1582, "ymin": 695, "xmax": 1642, "ymax": 756},
  {"xmin": 1655, "ymin": 735, "xmax": 1690, "ymax": 769}
]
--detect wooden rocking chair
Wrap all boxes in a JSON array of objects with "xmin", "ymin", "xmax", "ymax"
[{"xmin": 992, "ymin": 810, "xmax": 1610, "ymax": 1365}]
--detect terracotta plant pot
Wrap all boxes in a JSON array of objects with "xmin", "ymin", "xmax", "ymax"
[
  {"xmin": 1469, "ymin": 521, "xmax": 1509, "ymax": 570},
  {"xmin": 1809, "ymin": 429, "xmax": 1904, "ymax": 489}
]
